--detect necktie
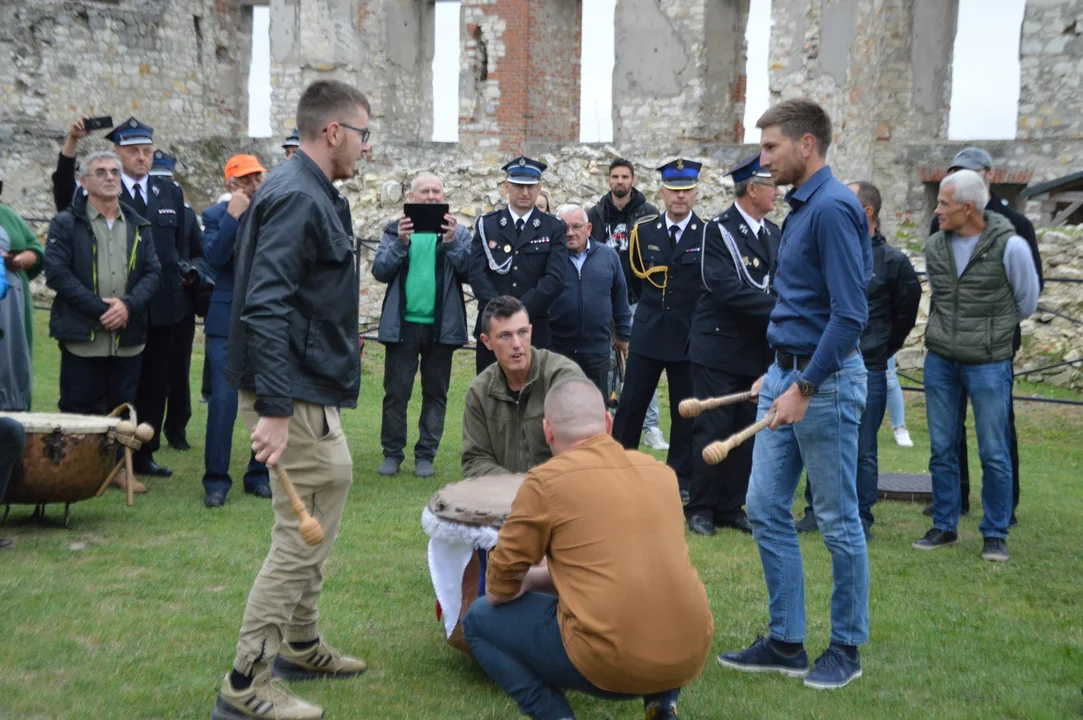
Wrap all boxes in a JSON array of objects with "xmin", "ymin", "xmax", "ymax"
[
  {"xmin": 132, "ymin": 183, "xmax": 147, "ymax": 216},
  {"xmin": 669, "ymin": 224, "xmax": 680, "ymax": 246},
  {"xmin": 758, "ymin": 226, "xmax": 768, "ymax": 246},
  {"xmin": 515, "ymin": 218, "xmax": 524, "ymax": 237}
]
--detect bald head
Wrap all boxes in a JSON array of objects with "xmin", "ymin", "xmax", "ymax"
[{"xmin": 543, "ymin": 377, "xmax": 608, "ymax": 447}]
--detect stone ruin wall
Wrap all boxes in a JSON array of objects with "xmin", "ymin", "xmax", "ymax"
[{"xmin": 1, "ymin": 0, "xmax": 1081, "ymax": 389}]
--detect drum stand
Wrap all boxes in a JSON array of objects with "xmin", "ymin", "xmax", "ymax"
[{"xmin": 1, "ymin": 502, "xmax": 73, "ymax": 528}]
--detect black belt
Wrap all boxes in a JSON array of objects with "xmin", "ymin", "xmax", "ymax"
[{"xmin": 775, "ymin": 349, "xmax": 858, "ymax": 372}]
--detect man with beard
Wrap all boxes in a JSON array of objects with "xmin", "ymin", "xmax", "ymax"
[{"xmin": 587, "ymin": 158, "xmax": 668, "ymax": 451}]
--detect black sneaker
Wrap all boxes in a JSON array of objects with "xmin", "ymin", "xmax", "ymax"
[
  {"xmin": 718, "ymin": 637, "xmax": 809, "ymax": 678},
  {"xmin": 245, "ymin": 485, "xmax": 273, "ymax": 500},
  {"xmin": 794, "ymin": 511, "xmax": 818, "ymax": 533},
  {"xmin": 644, "ymin": 702, "xmax": 678, "ymax": 720},
  {"xmin": 981, "ymin": 537, "xmax": 1009, "ymax": 562},
  {"xmin": 204, "ymin": 491, "xmax": 226, "ymax": 508},
  {"xmin": 911, "ymin": 528, "xmax": 958, "ymax": 550},
  {"xmin": 804, "ymin": 644, "xmax": 862, "ymax": 690}
]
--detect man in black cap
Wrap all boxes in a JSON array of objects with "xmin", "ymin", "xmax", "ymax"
[
  {"xmin": 612, "ymin": 159, "xmax": 705, "ymax": 502},
  {"xmin": 469, "ymin": 156, "xmax": 568, "ymax": 374},
  {"xmin": 927, "ymin": 146, "xmax": 1043, "ymax": 525},
  {"xmin": 283, "ymin": 128, "xmax": 300, "ymax": 160},
  {"xmin": 105, "ymin": 117, "xmax": 188, "ymax": 477},
  {"xmin": 685, "ymin": 154, "xmax": 781, "ymax": 536},
  {"xmin": 149, "ymin": 150, "xmax": 206, "ymax": 451}
]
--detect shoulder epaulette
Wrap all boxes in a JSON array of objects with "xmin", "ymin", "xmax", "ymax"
[{"xmin": 633, "ymin": 213, "xmax": 658, "ymax": 227}]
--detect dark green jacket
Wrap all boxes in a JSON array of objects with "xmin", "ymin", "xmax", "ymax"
[{"xmin": 925, "ymin": 212, "xmax": 1017, "ymax": 364}]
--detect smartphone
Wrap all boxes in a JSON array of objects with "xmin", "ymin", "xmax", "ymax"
[{"xmin": 84, "ymin": 115, "xmax": 114, "ymax": 131}]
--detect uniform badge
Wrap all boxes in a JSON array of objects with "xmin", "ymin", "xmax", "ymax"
[
  {"xmin": 503, "ymin": 244, "xmax": 512, "ymax": 253},
  {"xmin": 648, "ymin": 244, "xmax": 660, "ymax": 251},
  {"xmin": 743, "ymin": 255, "xmax": 750, "ymax": 265},
  {"xmin": 500, "ymin": 216, "xmax": 507, "ymax": 227},
  {"xmin": 656, "ymin": 223, "xmax": 662, "ymax": 229},
  {"xmin": 677, "ymin": 158, "xmax": 684, "ymax": 170},
  {"xmin": 532, "ymin": 218, "xmax": 541, "ymax": 228},
  {"xmin": 739, "ymin": 224, "xmax": 749, "ymax": 236},
  {"xmin": 129, "ymin": 118, "xmax": 138, "ymax": 128},
  {"xmin": 518, "ymin": 158, "xmax": 526, "ymax": 167},
  {"xmin": 753, "ymin": 257, "xmax": 760, "ymax": 268},
  {"xmin": 151, "ymin": 185, "xmax": 160, "ymax": 196},
  {"xmin": 691, "ymin": 223, "xmax": 697, "ymax": 231},
  {"xmin": 488, "ymin": 240, "xmax": 497, "ymax": 249}
]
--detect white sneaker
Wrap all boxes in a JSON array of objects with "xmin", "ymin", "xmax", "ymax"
[
  {"xmin": 643, "ymin": 427, "xmax": 670, "ymax": 450},
  {"xmin": 894, "ymin": 427, "xmax": 914, "ymax": 448}
]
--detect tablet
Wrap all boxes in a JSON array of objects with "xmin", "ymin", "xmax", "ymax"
[{"xmin": 404, "ymin": 203, "xmax": 449, "ymax": 234}]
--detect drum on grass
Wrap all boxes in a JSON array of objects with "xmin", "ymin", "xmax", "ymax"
[
  {"xmin": 421, "ymin": 473, "xmax": 525, "ymax": 653},
  {"xmin": 0, "ymin": 411, "xmax": 121, "ymax": 525}
]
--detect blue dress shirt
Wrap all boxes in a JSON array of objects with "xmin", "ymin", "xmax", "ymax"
[{"xmin": 766, "ymin": 166, "xmax": 871, "ymax": 387}]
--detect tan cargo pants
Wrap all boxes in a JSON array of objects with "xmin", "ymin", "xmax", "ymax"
[{"xmin": 232, "ymin": 391, "xmax": 353, "ymax": 674}]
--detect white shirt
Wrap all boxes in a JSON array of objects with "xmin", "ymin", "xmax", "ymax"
[
  {"xmin": 122, "ymin": 173, "xmax": 149, "ymax": 204},
  {"xmin": 508, "ymin": 207, "xmax": 534, "ymax": 229},
  {"xmin": 664, "ymin": 213, "xmax": 692, "ymax": 244},
  {"xmin": 733, "ymin": 201, "xmax": 764, "ymax": 237}
]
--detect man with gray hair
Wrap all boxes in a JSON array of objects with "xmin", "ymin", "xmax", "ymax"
[
  {"xmin": 373, "ymin": 171, "xmax": 471, "ymax": 478},
  {"xmin": 43, "ymin": 150, "xmax": 163, "ymax": 494},
  {"xmin": 464, "ymin": 376, "xmax": 712, "ymax": 720},
  {"xmin": 913, "ymin": 169, "xmax": 1039, "ymax": 562},
  {"xmin": 548, "ymin": 203, "xmax": 632, "ymax": 395}
]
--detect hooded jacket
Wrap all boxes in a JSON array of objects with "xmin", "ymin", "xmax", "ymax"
[{"xmin": 587, "ymin": 189, "xmax": 659, "ymax": 305}]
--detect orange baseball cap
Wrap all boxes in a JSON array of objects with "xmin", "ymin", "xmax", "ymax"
[{"xmin": 224, "ymin": 154, "xmax": 267, "ymax": 182}]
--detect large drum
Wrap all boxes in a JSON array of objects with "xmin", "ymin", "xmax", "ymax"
[
  {"xmin": 421, "ymin": 473, "xmax": 525, "ymax": 653},
  {"xmin": 0, "ymin": 411, "xmax": 122, "ymax": 523}
]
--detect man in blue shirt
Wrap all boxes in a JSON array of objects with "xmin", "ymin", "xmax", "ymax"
[{"xmin": 719, "ymin": 99, "xmax": 871, "ymax": 691}]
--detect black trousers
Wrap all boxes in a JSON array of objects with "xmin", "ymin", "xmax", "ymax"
[
  {"xmin": 611, "ymin": 354, "xmax": 694, "ymax": 491},
  {"xmin": 201, "ymin": 352, "xmax": 212, "ymax": 398},
  {"xmin": 685, "ymin": 364, "xmax": 758, "ymax": 523},
  {"xmin": 476, "ymin": 317, "xmax": 552, "ymax": 375},
  {"xmin": 551, "ymin": 341, "xmax": 609, "ymax": 397},
  {"xmin": 164, "ymin": 313, "xmax": 195, "ymax": 442},
  {"xmin": 380, "ymin": 323, "xmax": 457, "ymax": 463},
  {"xmin": 134, "ymin": 322, "xmax": 184, "ymax": 461},
  {"xmin": 58, "ymin": 347, "xmax": 142, "ymax": 415}
]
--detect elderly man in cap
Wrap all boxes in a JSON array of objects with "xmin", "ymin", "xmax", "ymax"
[
  {"xmin": 96, "ymin": 117, "xmax": 188, "ymax": 478},
  {"xmin": 283, "ymin": 129, "xmax": 300, "ymax": 160},
  {"xmin": 200, "ymin": 154, "xmax": 272, "ymax": 508},
  {"xmin": 469, "ymin": 156, "xmax": 568, "ymax": 374},
  {"xmin": 913, "ymin": 169, "xmax": 1039, "ymax": 562},
  {"xmin": 685, "ymin": 154, "xmax": 781, "ymax": 536},
  {"xmin": 927, "ymin": 146, "xmax": 1042, "ymax": 527},
  {"xmin": 611, "ymin": 159, "xmax": 705, "ymax": 502},
  {"xmin": 148, "ymin": 150, "xmax": 206, "ymax": 451}
]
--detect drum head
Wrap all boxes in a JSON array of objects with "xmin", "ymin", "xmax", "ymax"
[
  {"xmin": 0, "ymin": 411, "xmax": 118, "ymax": 434},
  {"xmin": 428, "ymin": 474, "xmax": 526, "ymax": 527}
]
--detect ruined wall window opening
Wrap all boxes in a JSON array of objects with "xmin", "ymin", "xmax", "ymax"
[
  {"xmin": 580, "ymin": 0, "xmax": 615, "ymax": 143},
  {"xmin": 247, "ymin": 4, "xmax": 272, "ymax": 138},
  {"xmin": 947, "ymin": 0, "xmax": 1024, "ymax": 140},
  {"xmin": 741, "ymin": 0, "xmax": 770, "ymax": 145},
  {"xmin": 193, "ymin": 15, "xmax": 203, "ymax": 67},
  {"xmin": 432, "ymin": 0, "xmax": 461, "ymax": 142}
]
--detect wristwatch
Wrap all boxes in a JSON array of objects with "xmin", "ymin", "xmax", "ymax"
[{"xmin": 795, "ymin": 375, "xmax": 818, "ymax": 397}]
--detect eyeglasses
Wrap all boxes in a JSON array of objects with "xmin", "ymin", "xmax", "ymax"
[{"xmin": 323, "ymin": 122, "xmax": 370, "ymax": 144}]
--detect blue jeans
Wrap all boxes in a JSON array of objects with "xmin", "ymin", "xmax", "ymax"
[
  {"xmin": 463, "ymin": 593, "xmax": 679, "ymax": 720},
  {"xmin": 885, "ymin": 355, "xmax": 905, "ymax": 429},
  {"xmin": 923, "ymin": 352, "xmax": 1013, "ymax": 538},
  {"xmin": 856, "ymin": 369, "xmax": 887, "ymax": 527},
  {"xmin": 610, "ymin": 302, "xmax": 660, "ymax": 429},
  {"xmin": 202, "ymin": 335, "xmax": 269, "ymax": 495},
  {"xmin": 746, "ymin": 353, "xmax": 869, "ymax": 646}
]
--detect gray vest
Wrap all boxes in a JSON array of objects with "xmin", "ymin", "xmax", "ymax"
[{"xmin": 924, "ymin": 212, "xmax": 1017, "ymax": 364}]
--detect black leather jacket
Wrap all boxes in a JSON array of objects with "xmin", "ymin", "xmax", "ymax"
[{"xmin": 226, "ymin": 151, "xmax": 361, "ymax": 417}]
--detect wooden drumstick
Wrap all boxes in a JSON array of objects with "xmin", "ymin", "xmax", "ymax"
[
  {"xmin": 271, "ymin": 464, "xmax": 325, "ymax": 547},
  {"xmin": 679, "ymin": 391, "xmax": 755, "ymax": 418},
  {"xmin": 702, "ymin": 410, "xmax": 777, "ymax": 465}
]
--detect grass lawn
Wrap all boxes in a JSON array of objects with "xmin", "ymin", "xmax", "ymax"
[{"xmin": 2, "ymin": 310, "xmax": 1082, "ymax": 719}]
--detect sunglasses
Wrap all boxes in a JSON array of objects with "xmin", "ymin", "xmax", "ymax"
[{"xmin": 322, "ymin": 122, "xmax": 370, "ymax": 144}]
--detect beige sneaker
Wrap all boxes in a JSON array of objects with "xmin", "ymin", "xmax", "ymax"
[
  {"xmin": 273, "ymin": 639, "xmax": 368, "ymax": 681},
  {"xmin": 211, "ymin": 667, "xmax": 323, "ymax": 719}
]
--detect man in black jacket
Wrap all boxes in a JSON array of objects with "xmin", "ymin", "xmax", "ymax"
[
  {"xmin": 612, "ymin": 159, "xmax": 705, "ymax": 501},
  {"xmin": 587, "ymin": 158, "xmax": 669, "ymax": 449},
  {"xmin": 796, "ymin": 182, "xmax": 921, "ymax": 538},
  {"xmin": 43, "ymin": 150, "xmax": 162, "ymax": 495},
  {"xmin": 212, "ymin": 80, "xmax": 371, "ymax": 720},
  {"xmin": 927, "ymin": 147, "xmax": 1040, "ymax": 525},
  {"xmin": 685, "ymin": 155, "xmax": 781, "ymax": 536}
]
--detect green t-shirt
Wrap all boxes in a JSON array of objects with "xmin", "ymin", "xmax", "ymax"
[{"xmin": 404, "ymin": 232, "xmax": 438, "ymax": 324}]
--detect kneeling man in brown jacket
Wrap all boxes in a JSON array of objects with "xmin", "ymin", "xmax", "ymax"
[{"xmin": 463, "ymin": 376, "xmax": 714, "ymax": 720}]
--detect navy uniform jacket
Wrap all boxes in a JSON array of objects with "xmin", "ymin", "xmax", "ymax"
[
  {"xmin": 688, "ymin": 204, "xmax": 779, "ymax": 377},
  {"xmin": 122, "ymin": 178, "xmax": 187, "ymax": 328},
  {"xmin": 468, "ymin": 207, "xmax": 568, "ymax": 337},
  {"xmin": 627, "ymin": 212, "xmax": 704, "ymax": 363},
  {"xmin": 201, "ymin": 201, "xmax": 240, "ymax": 338}
]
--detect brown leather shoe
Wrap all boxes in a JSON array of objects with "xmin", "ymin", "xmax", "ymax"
[{"xmin": 112, "ymin": 470, "xmax": 147, "ymax": 494}]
